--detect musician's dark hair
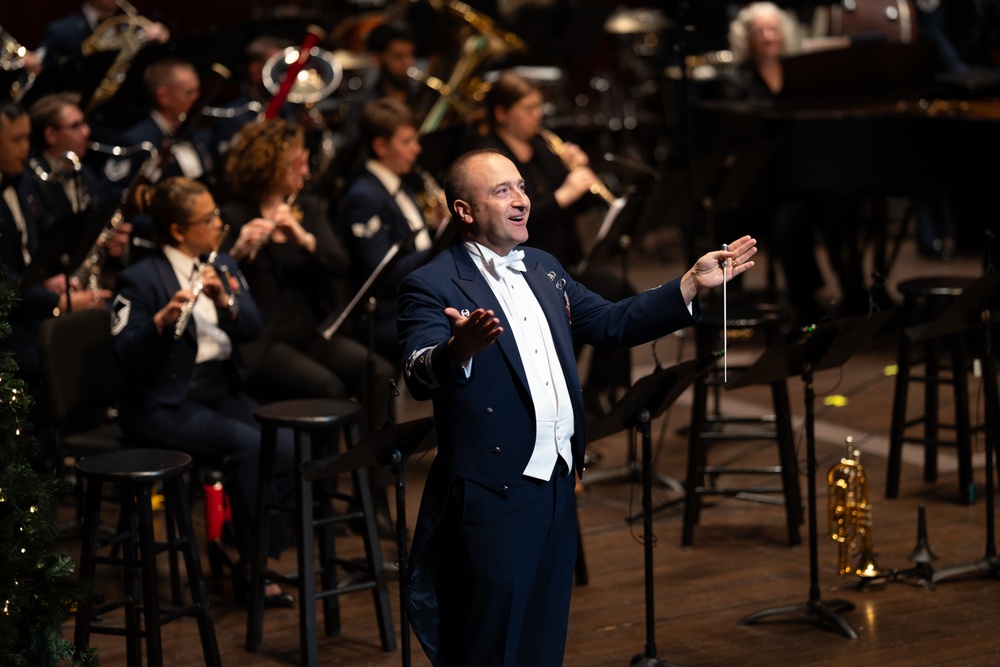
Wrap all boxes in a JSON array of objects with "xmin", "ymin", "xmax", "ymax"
[
  {"xmin": 360, "ymin": 96, "xmax": 416, "ymax": 151},
  {"xmin": 225, "ymin": 118, "xmax": 304, "ymax": 201},
  {"xmin": 443, "ymin": 148, "xmax": 510, "ymax": 218},
  {"xmin": 28, "ymin": 92, "xmax": 83, "ymax": 148},
  {"xmin": 133, "ymin": 176, "xmax": 209, "ymax": 247},
  {"xmin": 366, "ymin": 22, "xmax": 414, "ymax": 54},
  {"xmin": 0, "ymin": 102, "xmax": 27, "ymax": 125},
  {"xmin": 484, "ymin": 71, "xmax": 538, "ymax": 132}
]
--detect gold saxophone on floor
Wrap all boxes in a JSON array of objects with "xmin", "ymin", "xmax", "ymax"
[
  {"xmin": 828, "ymin": 437, "xmax": 883, "ymax": 579},
  {"xmin": 537, "ymin": 128, "xmax": 617, "ymax": 206}
]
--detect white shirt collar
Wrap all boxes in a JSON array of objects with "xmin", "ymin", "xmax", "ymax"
[
  {"xmin": 163, "ymin": 245, "xmax": 199, "ymax": 283},
  {"xmin": 366, "ymin": 159, "xmax": 402, "ymax": 195}
]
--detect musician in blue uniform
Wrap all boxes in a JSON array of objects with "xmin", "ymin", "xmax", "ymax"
[
  {"xmin": 398, "ymin": 148, "xmax": 757, "ymax": 666},
  {"xmin": 110, "ymin": 176, "xmax": 295, "ymax": 606}
]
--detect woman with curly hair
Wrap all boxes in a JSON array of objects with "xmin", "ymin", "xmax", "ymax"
[
  {"xmin": 221, "ymin": 118, "xmax": 396, "ymax": 429},
  {"xmin": 723, "ymin": 1, "xmax": 803, "ymax": 100}
]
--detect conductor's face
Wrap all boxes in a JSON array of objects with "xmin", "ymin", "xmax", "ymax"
[{"xmin": 455, "ymin": 153, "xmax": 530, "ymax": 256}]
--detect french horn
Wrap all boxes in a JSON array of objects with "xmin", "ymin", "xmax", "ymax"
[{"xmin": 1, "ymin": 25, "xmax": 35, "ymax": 102}]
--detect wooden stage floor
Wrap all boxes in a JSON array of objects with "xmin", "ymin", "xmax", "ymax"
[{"xmin": 61, "ymin": 230, "xmax": 1000, "ymax": 666}]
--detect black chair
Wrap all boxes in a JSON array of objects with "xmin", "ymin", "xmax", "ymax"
[{"xmin": 37, "ymin": 308, "xmax": 128, "ymax": 521}]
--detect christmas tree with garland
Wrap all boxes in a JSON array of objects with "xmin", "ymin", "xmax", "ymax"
[{"xmin": 0, "ymin": 271, "xmax": 99, "ymax": 666}]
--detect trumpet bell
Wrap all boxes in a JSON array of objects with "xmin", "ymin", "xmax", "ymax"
[{"xmin": 263, "ymin": 46, "xmax": 343, "ymax": 105}]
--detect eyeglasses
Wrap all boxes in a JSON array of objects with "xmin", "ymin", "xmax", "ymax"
[
  {"xmin": 57, "ymin": 120, "xmax": 88, "ymax": 131},
  {"xmin": 186, "ymin": 208, "xmax": 220, "ymax": 227}
]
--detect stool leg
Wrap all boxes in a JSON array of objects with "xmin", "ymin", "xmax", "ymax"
[
  {"xmin": 347, "ymin": 419, "xmax": 396, "ymax": 652},
  {"xmin": 314, "ymin": 428, "xmax": 340, "ymax": 637},
  {"xmin": 924, "ymin": 336, "xmax": 942, "ymax": 483},
  {"xmin": 74, "ymin": 478, "xmax": 103, "ymax": 655},
  {"xmin": 771, "ymin": 378, "xmax": 802, "ymax": 546},
  {"xmin": 120, "ymin": 483, "xmax": 143, "ymax": 666},
  {"xmin": 245, "ymin": 423, "xmax": 277, "ymax": 653},
  {"xmin": 952, "ymin": 335, "xmax": 974, "ymax": 504},
  {"xmin": 134, "ymin": 482, "xmax": 163, "ymax": 667},
  {"xmin": 887, "ymin": 322, "xmax": 914, "ymax": 498},
  {"xmin": 296, "ymin": 429, "xmax": 319, "ymax": 667},
  {"xmin": 163, "ymin": 477, "xmax": 221, "ymax": 667},
  {"xmin": 164, "ymin": 482, "xmax": 183, "ymax": 606}
]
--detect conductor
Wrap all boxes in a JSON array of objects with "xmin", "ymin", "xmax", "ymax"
[{"xmin": 397, "ymin": 148, "xmax": 757, "ymax": 666}]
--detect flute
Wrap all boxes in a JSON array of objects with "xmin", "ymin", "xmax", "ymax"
[
  {"xmin": 173, "ymin": 225, "xmax": 230, "ymax": 340},
  {"xmin": 247, "ymin": 191, "xmax": 299, "ymax": 263}
]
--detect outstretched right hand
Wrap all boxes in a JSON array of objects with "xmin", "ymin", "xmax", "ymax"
[{"xmin": 444, "ymin": 307, "xmax": 503, "ymax": 365}]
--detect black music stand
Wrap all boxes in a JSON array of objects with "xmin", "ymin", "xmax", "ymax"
[
  {"xmin": 301, "ymin": 417, "xmax": 437, "ymax": 667},
  {"xmin": 732, "ymin": 310, "xmax": 895, "ymax": 640},
  {"xmin": 910, "ymin": 272, "xmax": 1000, "ymax": 585},
  {"xmin": 586, "ymin": 358, "xmax": 709, "ymax": 666}
]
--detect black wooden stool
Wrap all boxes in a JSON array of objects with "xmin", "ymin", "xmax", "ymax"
[
  {"xmin": 74, "ymin": 449, "xmax": 220, "ymax": 667},
  {"xmin": 886, "ymin": 276, "xmax": 977, "ymax": 504},
  {"xmin": 244, "ymin": 398, "xmax": 395, "ymax": 667},
  {"xmin": 683, "ymin": 303, "xmax": 802, "ymax": 547}
]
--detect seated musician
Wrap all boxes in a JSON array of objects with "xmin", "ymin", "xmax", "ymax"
[
  {"xmin": 723, "ymin": 2, "xmax": 868, "ymax": 324},
  {"xmin": 468, "ymin": 70, "xmax": 636, "ymax": 412},
  {"xmin": 209, "ymin": 34, "xmax": 295, "ymax": 161},
  {"xmin": 109, "ymin": 176, "xmax": 295, "ymax": 607},
  {"xmin": 337, "ymin": 96, "xmax": 448, "ymax": 367},
  {"xmin": 0, "ymin": 102, "xmax": 110, "ymax": 466},
  {"xmin": 37, "ymin": 0, "xmax": 169, "ymax": 69},
  {"xmin": 219, "ymin": 118, "xmax": 396, "ymax": 428}
]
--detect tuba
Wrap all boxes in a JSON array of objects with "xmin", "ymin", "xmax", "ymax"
[
  {"xmin": 828, "ymin": 437, "xmax": 883, "ymax": 579},
  {"xmin": 416, "ymin": 0, "xmax": 524, "ymax": 134}
]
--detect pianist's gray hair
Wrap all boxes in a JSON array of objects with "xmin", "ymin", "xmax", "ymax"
[{"xmin": 728, "ymin": 2, "xmax": 803, "ymax": 64}]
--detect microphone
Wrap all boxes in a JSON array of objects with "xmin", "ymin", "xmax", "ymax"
[{"xmin": 602, "ymin": 153, "xmax": 661, "ymax": 181}]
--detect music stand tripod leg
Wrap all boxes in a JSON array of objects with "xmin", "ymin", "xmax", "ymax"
[{"xmin": 738, "ymin": 364, "xmax": 859, "ymax": 640}]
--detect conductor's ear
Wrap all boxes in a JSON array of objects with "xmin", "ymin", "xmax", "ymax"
[{"xmin": 453, "ymin": 199, "xmax": 473, "ymax": 225}]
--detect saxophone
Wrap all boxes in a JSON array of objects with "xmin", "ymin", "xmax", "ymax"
[
  {"xmin": 173, "ymin": 225, "xmax": 230, "ymax": 340},
  {"xmin": 828, "ymin": 437, "xmax": 883, "ymax": 579},
  {"xmin": 537, "ymin": 128, "xmax": 617, "ymax": 206}
]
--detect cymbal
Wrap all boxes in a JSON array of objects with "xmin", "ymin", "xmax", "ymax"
[{"xmin": 604, "ymin": 7, "xmax": 673, "ymax": 35}]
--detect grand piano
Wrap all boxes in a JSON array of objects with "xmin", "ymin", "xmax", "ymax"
[{"xmin": 687, "ymin": 40, "xmax": 1000, "ymax": 282}]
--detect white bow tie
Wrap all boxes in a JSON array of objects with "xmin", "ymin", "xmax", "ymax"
[{"xmin": 489, "ymin": 248, "xmax": 526, "ymax": 277}]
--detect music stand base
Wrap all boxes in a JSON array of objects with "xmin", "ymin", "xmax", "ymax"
[
  {"xmin": 932, "ymin": 556, "xmax": 1000, "ymax": 584},
  {"xmin": 630, "ymin": 652, "xmax": 686, "ymax": 667},
  {"xmin": 740, "ymin": 598, "xmax": 859, "ymax": 639}
]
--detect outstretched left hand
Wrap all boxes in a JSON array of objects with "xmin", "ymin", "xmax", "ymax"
[{"xmin": 681, "ymin": 235, "xmax": 757, "ymax": 302}]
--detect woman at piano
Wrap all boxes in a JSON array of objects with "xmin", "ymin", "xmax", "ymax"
[{"xmin": 723, "ymin": 1, "xmax": 803, "ymax": 100}]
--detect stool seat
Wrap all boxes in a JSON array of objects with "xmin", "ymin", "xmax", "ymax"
[
  {"xmin": 77, "ymin": 448, "xmax": 191, "ymax": 481},
  {"xmin": 897, "ymin": 277, "xmax": 972, "ymax": 299},
  {"xmin": 684, "ymin": 302, "xmax": 801, "ymax": 547},
  {"xmin": 254, "ymin": 398, "xmax": 363, "ymax": 428}
]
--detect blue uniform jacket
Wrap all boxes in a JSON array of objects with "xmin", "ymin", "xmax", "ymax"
[
  {"xmin": 110, "ymin": 251, "xmax": 262, "ymax": 415},
  {"xmin": 397, "ymin": 241, "xmax": 701, "ymax": 656}
]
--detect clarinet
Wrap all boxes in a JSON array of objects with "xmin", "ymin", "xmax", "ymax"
[{"xmin": 173, "ymin": 226, "xmax": 230, "ymax": 340}]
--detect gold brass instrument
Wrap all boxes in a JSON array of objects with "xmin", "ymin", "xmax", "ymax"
[
  {"xmin": 538, "ymin": 128, "xmax": 618, "ymax": 206},
  {"xmin": 1, "ymin": 24, "xmax": 35, "ymax": 102},
  {"xmin": 828, "ymin": 437, "xmax": 883, "ymax": 579},
  {"xmin": 412, "ymin": 164, "xmax": 446, "ymax": 224},
  {"xmin": 81, "ymin": 0, "xmax": 153, "ymax": 113},
  {"xmin": 173, "ymin": 225, "xmax": 230, "ymax": 340},
  {"xmin": 418, "ymin": 0, "xmax": 525, "ymax": 134}
]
